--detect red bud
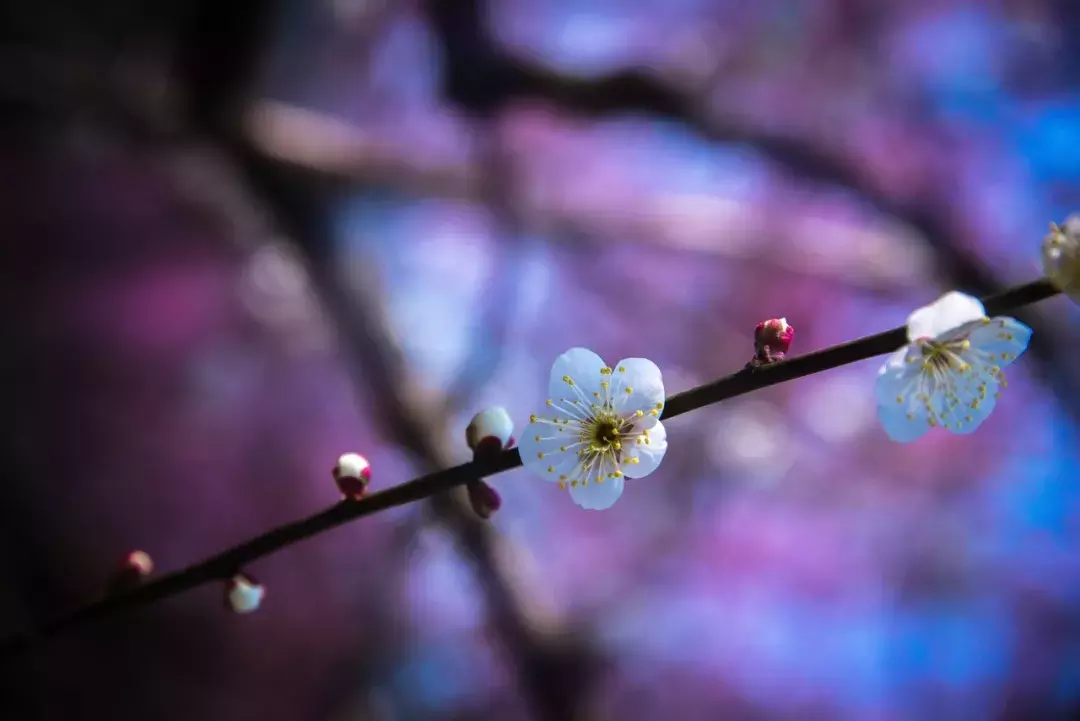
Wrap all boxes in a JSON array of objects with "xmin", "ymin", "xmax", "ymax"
[
  {"xmin": 466, "ymin": 480, "xmax": 502, "ymax": 519},
  {"xmin": 752, "ymin": 317, "xmax": 795, "ymax": 366},
  {"xmin": 108, "ymin": 550, "xmax": 154, "ymax": 594}
]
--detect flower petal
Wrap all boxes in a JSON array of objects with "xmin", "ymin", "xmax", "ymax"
[
  {"xmin": 548, "ymin": 348, "xmax": 607, "ymax": 405},
  {"xmin": 518, "ymin": 419, "xmax": 583, "ymax": 482},
  {"xmin": 906, "ymin": 291, "xmax": 986, "ymax": 342},
  {"xmin": 965, "ymin": 317, "xmax": 1033, "ymax": 367},
  {"xmin": 611, "ymin": 357, "xmax": 665, "ymax": 416},
  {"xmin": 874, "ymin": 347, "xmax": 921, "ymax": 408},
  {"xmin": 569, "ymin": 474, "xmax": 625, "ymax": 510},
  {"xmin": 622, "ymin": 421, "xmax": 667, "ymax": 478},
  {"xmin": 876, "ymin": 403, "xmax": 931, "ymax": 443}
]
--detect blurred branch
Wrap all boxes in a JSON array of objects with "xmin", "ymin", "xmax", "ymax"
[
  {"xmin": 244, "ymin": 146, "xmax": 602, "ymax": 721},
  {"xmin": 433, "ymin": 122, "xmax": 588, "ymax": 720},
  {"xmin": 0, "ymin": 278, "xmax": 1060, "ymax": 658},
  {"xmin": 416, "ymin": 0, "xmax": 1080, "ymax": 422},
  {"xmin": 441, "ymin": 121, "xmax": 526, "ymax": 412},
  {"xmin": 244, "ymin": 100, "xmax": 934, "ymax": 295}
]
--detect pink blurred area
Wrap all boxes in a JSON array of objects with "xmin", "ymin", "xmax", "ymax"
[{"xmin": 2, "ymin": 0, "xmax": 1080, "ymax": 720}]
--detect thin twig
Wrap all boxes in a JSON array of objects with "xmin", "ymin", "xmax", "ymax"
[{"xmin": 0, "ymin": 277, "xmax": 1060, "ymax": 657}]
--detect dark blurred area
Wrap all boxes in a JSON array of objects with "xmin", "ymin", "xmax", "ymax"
[{"xmin": 3, "ymin": 0, "xmax": 1080, "ymax": 720}]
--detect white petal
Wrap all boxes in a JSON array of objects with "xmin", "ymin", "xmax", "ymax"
[
  {"xmin": 965, "ymin": 317, "xmax": 1033, "ymax": 368},
  {"xmin": 610, "ymin": 357, "xmax": 665, "ymax": 416},
  {"xmin": 906, "ymin": 291, "xmax": 986, "ymax": 341},
  {"xmin": 518, "ymin": 419, "xmax": 582, "ymax": 482},
  {"xmin": 569, "ymin": 475, "xmax": 625, "ymax": 510},
  {"xmin": 547, "ymin": 348, "xmax": 607, "ymax": 405},
  {"xmin": 877, "ymin": 403, "xmax": 931, "ymax": 443},
  {"xmin": 874, "ymin": 347, "xmax": 921, "ymax": 408},
  {"xmin": 622, "ymin": 421, "xmax": 668, "ymax": 478}
]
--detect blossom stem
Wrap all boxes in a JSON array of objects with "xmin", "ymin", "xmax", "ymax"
[{"xmin": 0, "ymin": 278, "xmax": 1059, "ymax": 657}]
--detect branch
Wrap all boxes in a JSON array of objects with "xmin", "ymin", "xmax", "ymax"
[{"xmin": 0, "ymin": 278, "xmax": 1060, "ymax": 657}]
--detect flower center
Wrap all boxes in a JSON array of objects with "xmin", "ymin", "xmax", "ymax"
[
  {"xmin": 919, "ymin": 338, "xmax": 969, "ymax": 376},
  {"xmin": 592, "ymin": 420, "xmax": 619, "ymax": 449}
]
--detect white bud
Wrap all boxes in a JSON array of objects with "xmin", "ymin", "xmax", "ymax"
[
  {"xmin": 1043, "ymin": 216, "xmax": 1080, "ymax": 302},
  {"xmin": 227, "ymin": 575, "xmax": 265, "ymax": 614},
  {"xmin": 332, "ymin": 452, "xmax": 372, "ymax": 499},
  {"xmin": 333, "ymin": 453, "xmax": 372, "ymax": 482},
  {"xmin": 466, "ymin": 406, "xmax": 514, "ymax": 451}
]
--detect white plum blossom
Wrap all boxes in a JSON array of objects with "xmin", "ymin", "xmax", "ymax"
[
  {"xmin": 519, "ymin": 348, "xmax": 668, "ymax": 510},
  {"xmin": 875, "ymin": 291, "xmax": 1032, "ymax": 442}
]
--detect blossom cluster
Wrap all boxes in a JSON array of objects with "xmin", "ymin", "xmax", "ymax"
[{"xmin": 515, "ymin": 282, "xmax": 1045, "ymax": 508}]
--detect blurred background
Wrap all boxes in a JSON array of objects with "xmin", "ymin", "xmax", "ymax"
[{"xmin": 2, "ymin": 0, "xmax": 1080, "ymax": 719}]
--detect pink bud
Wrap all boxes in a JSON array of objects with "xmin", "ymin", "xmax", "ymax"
[
  {"xmin": 108, "ymin": 550, "xmax": 154, "ymax": 594},
  {"xmin": 753, "ymin": 317, "xmax": 795, "ymax": 364},
  {"xmin": 226, "ymin": 573, "xmax": 265, "ymax": 614},
  {"xmin": 332, "ymin": 452, "xmax": 372, "ymax": 500},
  {"xmin": 466, "ymin": 480, "xmax": 503, "ymax": 519}
]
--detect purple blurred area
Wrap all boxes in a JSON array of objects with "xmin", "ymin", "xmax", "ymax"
[{"xmin": 2, "ymin": 0, "xmax": 1080, "ymax": 720}]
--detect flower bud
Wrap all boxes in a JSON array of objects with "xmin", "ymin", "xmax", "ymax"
[
  {"xmin": 1042, "ymin": 216, "xmax": 1080, "ymax": 302},
  {"xmin": 466, "ymin": 479, "xmax": 503, "ymax": 520},
  {"xmin": 464, "ymin": 407, "xmax": 513, "ymax": 519},
  {"xmin": 465, "ymin": 406, "xmax": 514, "ymax": 458},
  {"xmin": 108, "ymin": 550, "xmax": 154, "ymax": 594},
  {"xmin": 226, "ymin": 573, "xmax": 265, "ymax": 614},
  {"xmin": 332, "ymin": 452, "xmax": 372, "ymax": 500},
  {"xmin": 752, "ymin": 317, "xmax": 795, "ymax": 365}
]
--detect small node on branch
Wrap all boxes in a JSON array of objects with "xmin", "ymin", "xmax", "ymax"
[
  {"xmin": 465, "ymin": 406, "xmax": 515, "ymax": 519},
  {"xmin": 749, "ymin": 317, "xmax": 795, "ymax": 368},
  {"xmin": 332, "ymin": 453, "xmax": 372, "ymax": 500},
  {"xmin": 108, "ymin": 550, "xmax": 154, "ymax": 594},
  {"xmin": 1043, "ymin": 216, "xmax": 1080, "ymax": 303},
  {"xmin": 226, "ymin": 573, "xmax": 265, "ymax": 614}
]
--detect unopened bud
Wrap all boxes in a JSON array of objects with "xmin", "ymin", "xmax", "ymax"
[
  {"xmin": 465, "ymin": 406, "xmax": 514, "ymax": 457},
  {"xmin": 1043, "ymin": 216, "xmax": 1080, "ymax": 302},
  {"xmin": 332, "ymin": 452, "xmax": 372, "ymax": 500},
  {"xmin": 752, "ymin": 317, "xmax": 795, "ymax": 366},
  {"xmin": 226, "ymin": 573, "xmax": 265, "ymax": 614},
  {"xmin": 466, "ymin": 479, "xmax": 503, "ymax": 520},
  {"xmin": 108, "ymin": 550, "xmax": 154, "ymax": 594}
]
